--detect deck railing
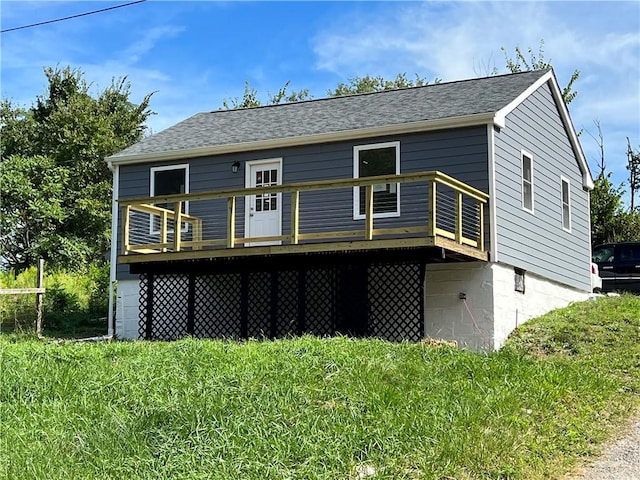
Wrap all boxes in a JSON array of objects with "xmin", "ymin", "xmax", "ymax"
[{"xmin": 118, "ymin": 171, "xmax": 489, "ymax": 260}]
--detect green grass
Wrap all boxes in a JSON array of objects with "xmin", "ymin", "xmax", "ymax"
[{"xmin": 1, "ymin": 296, "xmax": 639, "ymax": 479}]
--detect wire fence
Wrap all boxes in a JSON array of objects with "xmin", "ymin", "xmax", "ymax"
[
  {"xmin": 0, "ymin": 292, "xmax": 40, "ymax": 333},
  {"xmin": 0, "ymin": 259, "xmax": 45, "ymax": 334}
]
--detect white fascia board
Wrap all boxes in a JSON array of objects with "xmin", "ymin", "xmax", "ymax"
[
  {"xmin": 547, "ymin": 74, "xmax": 594, "ymax": 190},
  {"xmin": 106, "ymin": 112, "xmax": 497, "ymax": 166},
  {"xmin": 495, "ymin": 70, "xmax": 593, "ymax": 191}
]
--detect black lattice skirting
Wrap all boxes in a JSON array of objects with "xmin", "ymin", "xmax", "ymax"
[{"xmin": 138, "ymin": 261, "xmax": 424, "ymax": 342}]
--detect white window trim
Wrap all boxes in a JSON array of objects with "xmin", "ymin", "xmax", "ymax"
[
  {"xmin": 149, "ymin": 164, "xmax": 190, "ymax": 235},
  {"xmin": 521, "ymin": 150, "xmax": 534, "ymax": 214},
  {"xmin": 561, "ymin": 175, "xmax": 571, "ymax": 232},
  {"xmin": 353, "ymin": 141, "xmax": 401, "ymax": 220}
]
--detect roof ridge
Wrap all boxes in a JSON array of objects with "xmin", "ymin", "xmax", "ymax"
[{"xmin": 206, "ymin": 68, "xmax": 552, "ymax": 115}]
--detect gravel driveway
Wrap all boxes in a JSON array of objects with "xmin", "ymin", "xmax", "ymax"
[{"xmin": 565, "ymin": 416, "xmax": 640, "ymax": 480}]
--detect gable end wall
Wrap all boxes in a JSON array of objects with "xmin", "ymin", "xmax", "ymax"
[{"xmin": 493, "ymin": 82, "xmax": 591, "ymax": 291}]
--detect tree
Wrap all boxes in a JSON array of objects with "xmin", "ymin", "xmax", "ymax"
[
  {"xmin": 222, "ymin": 80, "xmax": 310, "ymax": 109},
  {"xmin": 327, "ymin": 73, "xmax": 437, "ymax": 96},
  {"xmin": 501, "ymin": 40, "xmax": 580, "ymax": 104},
  {"xmin": 588, "ymin": 121, "xmax": 640, "ymax": 244},
  {"xmin": 221, "ymin": 73, "xmax": 438, "ymax": 110},
  {"xmin": 0, "ymin": 156, "xmax": 68, "ymax": 271},
  {"xmin": 0, "ymin": 67, "xmax": 154, "ymax": 271},
  {"xmin": 626, "ymin": 138, "xmax": 640, "ymax": 211}
]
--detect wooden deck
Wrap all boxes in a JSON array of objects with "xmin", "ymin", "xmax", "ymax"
[{"xmin": 117, "ymin": 171, "xmax": 489, "ymax": 265}]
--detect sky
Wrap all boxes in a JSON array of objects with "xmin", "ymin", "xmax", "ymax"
[{"xmin": 1, "ymin": 0, "xmax": 639, "ymax": 191}]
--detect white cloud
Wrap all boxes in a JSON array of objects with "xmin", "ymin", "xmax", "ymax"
[
  {"xmin": 122, "ymin": 25, "xmax": 185, "ymax": 65},
  {"xmin": 312, "ymin": 1, "xmax": 640, "ymax": 181}
]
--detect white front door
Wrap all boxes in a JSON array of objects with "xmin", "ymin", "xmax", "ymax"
[{"xmin": 245, "ymin": 159, "xmax": 282, "ymax": 246}]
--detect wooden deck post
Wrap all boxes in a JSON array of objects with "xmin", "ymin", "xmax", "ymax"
[
  {"xmin": 122, "ymin": 205, "xmax": 131, "ymax": 255},
  {"xmin": 193, "ymin": 219, "xmax": 203, "ymax": 251},
  {"xmin": 160, "ymin": 209, "xmax": 168, "ymax": 252},
  {"xmin": 35, "ymin": 259, "xmax": 44, "ymax": 337},
  {"xmin": 428, "ymin": 181, "xmax": 437, "ymax": 237},
  {"xmin": 455, "ymin": 192, "xmax": 463, "ymax": 244},
  {"xmin": 365, "ymin": 185, "xmax": 374, "ymax": 240},
  {"xmin": 173, "ymin": 201, "xmax": 182, "ymax": 252},
  {"xmin": 291, "ymin": 191, "xmax": 300, "ymax": 244},
  {"xmin": 227, "ymin": 196, "xmax": 236, "ymax": 248}
]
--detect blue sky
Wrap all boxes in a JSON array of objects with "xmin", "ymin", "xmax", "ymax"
[{"xmin": 1, "ymin": 1, "xmax": 639, "ymax": 190}]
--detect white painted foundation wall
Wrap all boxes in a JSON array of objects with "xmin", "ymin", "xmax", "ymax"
[
  {"xmin": 116, "ymin": 261, "xmax": 589, "ymax": 347},
  {"xmin": 424, "ymin": 262, "xmax": 589, "ymax": 350},
  {"xmin": 115, "ymin": 279, "xmax": 140, "ymax": 339}
]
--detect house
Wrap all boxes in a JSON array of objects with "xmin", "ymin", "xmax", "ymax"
[{"xmin": 106, "ymin": 68, "xmax": 594, "ymax": 350}]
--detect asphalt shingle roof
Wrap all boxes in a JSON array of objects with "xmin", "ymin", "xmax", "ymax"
[{"xmin": 111, "ymin": 69, "xmax": 550, "ymax": 159}]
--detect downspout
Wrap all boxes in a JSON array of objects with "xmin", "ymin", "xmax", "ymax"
[{"xmin": 107, "ymin": 160, "xmax": 119, "ymax": 338}]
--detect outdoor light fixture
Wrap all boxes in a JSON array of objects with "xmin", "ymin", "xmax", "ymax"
[{"xmin": 231, "ymin": 161, "xmax": 240, "ymax": 174}]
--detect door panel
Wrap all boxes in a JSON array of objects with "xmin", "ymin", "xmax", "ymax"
[{"xmin": 246, "ymin": 160, "xmax": 282, "ymax": 246}]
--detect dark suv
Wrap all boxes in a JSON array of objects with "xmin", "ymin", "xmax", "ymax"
[{"xmin": 592, "ymin": 242, "xmax": 640, "ymax": 293}]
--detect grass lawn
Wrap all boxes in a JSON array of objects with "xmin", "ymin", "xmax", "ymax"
[{"xmin": 1, "ymin": 295, "xmax": 639, "ymax": 479}]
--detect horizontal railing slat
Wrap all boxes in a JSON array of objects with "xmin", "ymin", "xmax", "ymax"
[
  {"xmin": 119, "ymin": 171, "xmax": 488, "ymax": 206},
  {"xmin": 120, "ymin": 170, "xmax": 489, "ymax": 261}
]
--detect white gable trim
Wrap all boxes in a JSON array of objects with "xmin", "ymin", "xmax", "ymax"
[{"xmin": 495, "ymin": 70, "xmax": 593, "ymax": 190}]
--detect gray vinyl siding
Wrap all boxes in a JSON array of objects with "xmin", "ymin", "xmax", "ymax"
[
  {"xmin": 116, "ymin": 126, "xmax": 489, "ymax": 280},
  {"xmin": 493, "ymin": 82, "xmax": 591, "ymax": 291}
]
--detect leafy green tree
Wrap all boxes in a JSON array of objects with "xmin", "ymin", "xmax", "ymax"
[
  {"xmin": 221, "ymin": 73, "xmax": 437, "ymax": 109},
  {"xmin": 222, "ymin": 80, "xmax": 311, "ymax": 109},
  {"xmin": 588, "ymin": 122, "xmax": 640, "ymax": 244},
  {"xmin": 501, "ymin": 40, "xmax": 580, "ymax": 104},
  {"xmin": 327, "ymin": 73, "xmax": 436, "ymax": 96},
  {"xmin": 590, "ymin": 172, "xmax": 627, "ymax": 245},
  {"xmin": 626, "ymin": 138, "xmax": 640, "ymax": 211},
  {"xmin": 0, "ymin": 156, "xmax": 68, "ymax": 270},
  {"xmin": 1, "ymin": 67, "xmax": 154, "ymax": 271}
]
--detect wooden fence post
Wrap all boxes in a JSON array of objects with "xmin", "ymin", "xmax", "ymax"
[{"xmin": 35, "ymin": 259, "xmax": 44, "ymax": 337}]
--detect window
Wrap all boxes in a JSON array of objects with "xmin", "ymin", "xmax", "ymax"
[
  {"xmin": 514, "ymin": 268, "xmax": 526, "ymax": 293},
  {"xmin": 561, "ymin": 177, "xmax": 571, "ymax": 231},
  {"xmin": 521, "ymin": 151, "xmax": 534, "ymax": 213},
  {"xmin": 353, "ymin": 141, "xmax": 400, "ymax": 219},
  {"xmin": 150, "ymin": 164, "xmax": 189, "ymax": 233}
]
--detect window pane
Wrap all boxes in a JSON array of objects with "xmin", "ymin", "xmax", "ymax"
[
  {"xmin": 357, "ymin": 145, "xmax": 398, "ymax": 215},
  {"xmin": 271, "ymin": 169, "xmax": 277, "ymax": 183},
  {"xmin": 270, "ymin": 195, "xmax": 277, "ymax": 210},
  {"xmin": 562, "ymin": 181, "xmax": 569, "ymax": 203},
  {"xmin": 359, "ymin": 147, "xmax": 396, "ymax": 177},
  {"xmin": 523, "ymin": 182, "xmax": 532, "ymax": 210},
  {"xmin": 563, "ymin": 205, "xmax": 570, "ymax": 229},
  {"xmin": 256, "ymin": 198, "xmax": 262, "ymax": 211},
  {"xmin": 264, "ymin": 170, "xmax": 270, "ymax": 183},
  {"xmin": 592, "ymin": 247, "xmax": 614, "ymax": 262},
  {"xmin": 522, "ymin": 156, "xmax": 532, "ymax": 182},
  {"xmin": 154, "ymin": 169, "xmax": 185, "ymax": 196}
]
